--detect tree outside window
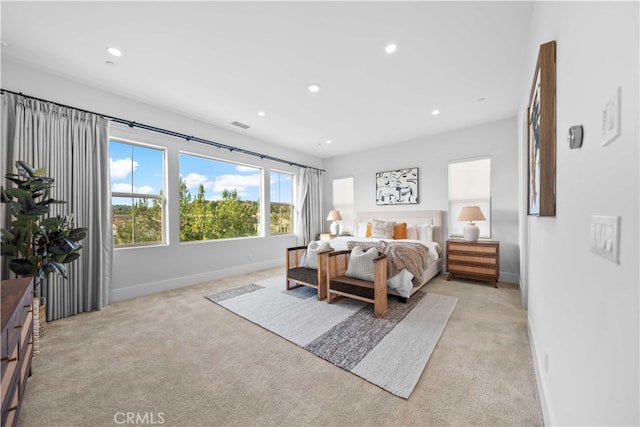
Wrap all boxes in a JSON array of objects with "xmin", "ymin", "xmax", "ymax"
[{"xmin": 179, "ymin": 153, "xmax": 261, "ymax": 241}]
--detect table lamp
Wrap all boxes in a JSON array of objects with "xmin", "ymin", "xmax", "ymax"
[
  {"xmin": 326, "ymin": 210, "xmax": 343, "ymax": 235},
  {"xmin": 457, "ymin": 206, "xmax": 486, "ymax": 242}
]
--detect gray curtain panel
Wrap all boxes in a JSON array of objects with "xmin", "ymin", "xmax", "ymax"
[
  {"xmin": 1, "ymin": 92, "xmax": 113, "ymax": 320},
  {"xmin": 294, "ymin": 167, "xmax": 324, "ymax": 245}
]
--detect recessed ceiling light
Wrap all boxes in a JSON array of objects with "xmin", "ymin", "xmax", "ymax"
[
  {"xmin": 308, "ymin": 84, "xmax": 320, "ymax": 93},
  {"xmin": 257, "ymin": 111, "xmax": 265, "ymax": 117},
  {"xmin": 105, "ymin": 61, "xmax": 115, "ymax": 66},
  {"xmin": 106, "ymin": 47, "xmax": 122, "ymax": 57},
  {"xmin": 432, "ymin": 109, "xmax": 440, "ymax": 116},
  {"xmin": 385, "ymin": 43, "xmax": 397, "ymax": 54},
  {"xmin": 326, "ymin": 140, "xmax": 332, "ymax": 144}
]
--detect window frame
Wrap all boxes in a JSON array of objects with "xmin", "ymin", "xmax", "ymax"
[
  {"xmin": 448, "ymin": 156, "xmax": 492, "ymax": 239},
  {"xmin": 110, "ymin": 137, "xmax": 167, "ymax": 248},
  {"xmin": 269, "ymin": 169, "xmax": 294, "ymax": 236}
]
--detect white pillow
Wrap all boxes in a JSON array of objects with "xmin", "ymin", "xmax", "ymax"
[
  {"xmin": 355, "ymin": 222, "xmax": 368, "ymax": 238},
  {"xmin": 406, "ymin": 224, "xmax": 418, "ymax": 240},
  {"xmin": 304, "ymin": 241, "xmax": 331, "ymax": 269},
  {"xmin": 371, "ymin": 219, "xmax": 396, "ymax": 239},
  {"xmin": 418, "ymin": 223, "xmax": 434, "ymax": 242},
  {"xmin": 345, "ymin": 246, "xmax": 377, "ymax": 281}
]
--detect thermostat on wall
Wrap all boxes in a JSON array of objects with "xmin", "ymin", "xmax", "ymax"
[{"xmin": 568, "ymin": 125, "xmax": 583, "ymax": 149}]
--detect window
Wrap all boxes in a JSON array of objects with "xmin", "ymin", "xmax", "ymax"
[
  {"xmin": 332, "ymin": 177, "xmax": 354, "ymax": 235},
  {"xmin": 448, "ymin": 157, "xmax": 491, "ymax": 238},
  {"xmin": 179, "ymin": 153, "xmax": 261, "ymax": 241},
  {"xmin": 110, "ymin": 140, "xmax": 165, "ymax": 246},
  {"xmin": 270, "ymin": 170, "xmax": 293, "ymax": 235}
]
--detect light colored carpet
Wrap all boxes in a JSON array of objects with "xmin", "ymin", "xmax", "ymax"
[
  {"xmin": 18, "ymin": 268, "xmax": 543, "ymax": 426},
  {"xmin": 205, "ymin": 276, "xmax": 457, "ymax": 398}
]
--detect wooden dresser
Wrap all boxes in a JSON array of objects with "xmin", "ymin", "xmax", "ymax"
[
  {"xmin": 446, "ymin": 239, "xmax": 500, "ymax": 287},
  {"xmin": 1, "ymin": 278, "xmax": 34, "ymax": 427}
]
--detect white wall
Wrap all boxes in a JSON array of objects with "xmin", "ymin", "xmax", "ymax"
[
  {"xmin": 520, "ymin": 2, "xmax": 639, "ymax": 425},
  {"xmin": 2, "ymin": 60, "xmax": 324, "ymax": 301},
  {"xmin": 323, "ymin": 117, "xmax": 520, "ymax": 283}
]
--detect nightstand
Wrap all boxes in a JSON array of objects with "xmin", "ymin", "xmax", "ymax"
[
  {"xmin": 319, "ymin": 233, "xmax": 337, "ymax": 241},
  {"xmin": 446, "ymin": 239, "xmax": 500, "ymax": 287}
]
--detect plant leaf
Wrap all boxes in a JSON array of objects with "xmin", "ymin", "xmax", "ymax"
[
  {"xmin": 1, "ymin": 228, "xmax": 15, "ymax": 241},
  {"xmin": 1, "ymin": 243, "xmax": 17, "ymax": 256},
  {"xmin": 9, "ymin": 258, "xmax": 35, "ymax": 276},
  {"xmin": 61, "ymin": 252, "xmax": 80, "ymax": 263},
  {"xmin": 16, "ymin": 160, "xmax": 35, "ymax": 178},
  {"xmin": 68, "ymin": 228, "xmax": 88, "ymax": 241}
]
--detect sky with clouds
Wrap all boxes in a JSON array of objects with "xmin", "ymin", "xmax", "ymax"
[{"xmin": 109, "ymin": 141, "xmax": 292, "ymax": 203}]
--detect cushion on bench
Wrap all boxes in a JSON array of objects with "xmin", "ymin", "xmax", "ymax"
[
  {"xmin": 287, "ymin": 267, "xmax": 319, "ymax": 286},
  {"xmin": 329, "ymin": 276, "xmax": 375, "ymax": 300}
]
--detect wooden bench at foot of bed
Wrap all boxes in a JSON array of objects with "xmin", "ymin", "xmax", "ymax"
[{"xmin": 326, "ymin": 250, "xmax": 388, "ymax": 318}]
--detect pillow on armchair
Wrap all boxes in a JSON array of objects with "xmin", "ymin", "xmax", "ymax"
[
  {"xmin": 344, "ymin": 246, "xmax": 378, "ymax": 281},
  {"xmin": 304, "ymin": 241, "xmax": 331, "ymax": 269}
]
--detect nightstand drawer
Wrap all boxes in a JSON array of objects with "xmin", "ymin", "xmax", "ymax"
[
  {"xmin": 448, "ymin": 254, "xmax": 497, "ymax": 265},
  {"xmin": 449, "ymin": 264, "xmax": 498, "ymax": 276},
  {"xmin": 448, "ymin": 242, "xmax": 498, "ymax": 255},
  {"xmin": 319, "ymin": 233, "xmax": 337, "ymax": 241}
]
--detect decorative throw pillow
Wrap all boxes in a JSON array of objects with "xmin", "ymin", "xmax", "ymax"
[
  {"xmin": 371, "ymin": 219, "xmax": 396, "ymax": 239},
  {"xmin": 304, "ymin": 241, "xmax": 331, "ymax": 269},
  {"xmin": 345, "ymin": 246, "xmax": 377, "ymax": 281},
  {"xmin": 355, "ymin": 222, "xmax": 373, "ymax": 238},
  {"xmin": 406, "ymin": 223, "xmax": 418, "ymax": 240},
  {"xmin": 417, "ymin": 223, "xmax": 434, "ymax": 242},
  {"xmin": 393, "ymin": 222, "xmax": 407, "ymax": 239}
]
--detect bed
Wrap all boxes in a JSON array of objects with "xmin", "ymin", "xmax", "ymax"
[{"xmin": 326, "ymin": 210, "xmax": 443, "ymax": 299}]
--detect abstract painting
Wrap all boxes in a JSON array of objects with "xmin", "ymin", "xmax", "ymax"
[{"xmin": 376, "ymin": 167, "xmax": 418, "ymax": 205}]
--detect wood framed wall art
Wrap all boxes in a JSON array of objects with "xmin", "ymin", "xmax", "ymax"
[{"xmin": 527, "ymin": 40, "xmax": 556, "ymax": 216}]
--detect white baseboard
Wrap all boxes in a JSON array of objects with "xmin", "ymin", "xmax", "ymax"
[
  {"xmin": 528, "ymin": 318, "xmax": 553, "ymax": 426},
  {"xmin": 499, "ymin": 270, "xmax": 520, "ymax": 285},
  {"xmin": 110, "ymin": 259, "xmax": 282, "ymax": 302}
]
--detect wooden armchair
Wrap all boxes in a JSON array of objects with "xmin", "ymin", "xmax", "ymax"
[
  {"xmin": 326, "ymin": 250, "xmax": 388, "ymax": 318},
  {"xmin": 285, "ymin": 246, "xmax": 334, "ymax": 300}
]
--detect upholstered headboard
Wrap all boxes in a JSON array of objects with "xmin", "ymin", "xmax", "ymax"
[{"xmin": 355, "ymin": 210, "xmax": 443, "ymax": 247}]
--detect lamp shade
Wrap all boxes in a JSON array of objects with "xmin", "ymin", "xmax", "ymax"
[
  {"xmin": 457, "ymin": 206, "xmax": 486, "ymax": 242},
  {"xmin": 457, "ymin": 206, "xmax": 486, "ymax": 222},
  {"xmin": 326, "ymin": 210, "xmax": 343, "ymax": 221}
]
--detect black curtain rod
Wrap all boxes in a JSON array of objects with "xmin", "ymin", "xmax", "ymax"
[{"xmin": 1, "ymin": 88, "xmax": 325, "ymax": 173}]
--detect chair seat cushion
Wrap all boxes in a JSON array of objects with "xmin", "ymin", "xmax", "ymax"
[
  {"xmin": 288, "ymin": 267, "xmax": 318, "ymax": 286},
  {"xmin": 330, "ymin": 276, "xmax": 375, "ymax": 300}
]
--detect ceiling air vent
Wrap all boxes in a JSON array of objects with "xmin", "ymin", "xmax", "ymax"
[{"xmin": 231, "ymin": 121, "xmax": 250, "ymax": 130}]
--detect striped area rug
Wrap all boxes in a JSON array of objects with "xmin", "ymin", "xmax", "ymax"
[{"xmin": 205, "ymin": 275, "xmax": 457, "ymax": 399}]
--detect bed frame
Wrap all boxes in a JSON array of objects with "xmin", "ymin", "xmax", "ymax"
[{"xmin": 354, "ymin": 210, "xmax": 444, "ymax": 297}]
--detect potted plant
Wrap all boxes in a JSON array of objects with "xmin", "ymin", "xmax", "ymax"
[{"xmin": 1, "ymin": 161, "xmax": 87, "ymax": 334}]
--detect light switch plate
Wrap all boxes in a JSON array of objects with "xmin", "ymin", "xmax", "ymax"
[
  {"xmin": 601, "ymin": 87, "xmax": 621, "ymax": 146},
  {"xmin": 590, "ymin": 215, "xmax": 620, "ymax": 264}
]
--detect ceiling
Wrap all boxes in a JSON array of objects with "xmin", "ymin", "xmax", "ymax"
[{"xmin": 1, "ymin": 1, "xmax": 533, "ymax": 159}]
